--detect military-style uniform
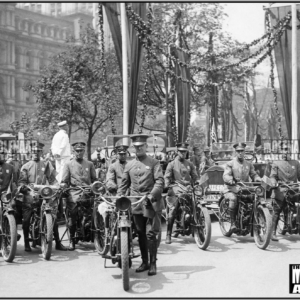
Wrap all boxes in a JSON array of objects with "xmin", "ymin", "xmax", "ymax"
[
  {"xmin": 106, "ymin": 160, "xmax": 127, "ymax": 194},
  {"xmin": 117, "ymin": 134, "xmax": 164, "ymax": 276},
  {"xmin": 199, "ymin": 147, "xmax": 214, "ymax": 175},
  {"xmin": 164, "ymin": 155, "xmax": 198, "ymax": 218},
  {"xmin": 269, "ymin": 159, "xmax": 300, "ymax": 239},
  {"xmin": 0, "ymin": 162, "xmax": 15, "ymax": 194}
]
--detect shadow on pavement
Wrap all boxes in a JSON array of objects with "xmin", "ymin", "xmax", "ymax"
[{"xmin": 127, "ymin": 265, "xmax": 215, "ymax": 294}]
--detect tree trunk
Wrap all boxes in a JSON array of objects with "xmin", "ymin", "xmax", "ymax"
[{"xmin": 87, "ymin": 128, "xmax": 93, "ymax": 161}]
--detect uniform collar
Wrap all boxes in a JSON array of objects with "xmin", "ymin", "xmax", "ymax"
[{"xmin": 136, "ymin": 154, "xmax": 147, "ymax": 161}]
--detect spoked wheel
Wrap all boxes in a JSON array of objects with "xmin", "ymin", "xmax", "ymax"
[
  {"xmin": 41, "ymin": 214, "xmax": 53, "ymax": 260},
  {"xmin": 194, "ymin": 205, "xmax": 211, "ymax": 250},
  {"xmin": 219, "ymin": 199, "xmax": 232, "ymax": 237},
  {"xmin": 1, "ymin": 214, "xmax": 17, "ymax": 262},
  {"xmin": 94, "ymin": 211, "xmax": 107, "ymax": 255},
  {"xmin": 121, "ymin": 228, "xmax": 130, "ymax": 291},
  {"xmin": 277, "ymin": 212, "xmax": 286, "ymax": 235},
  {"xmin": 253, "ymin": 206, "xmax": 272, "ymax": 250},
  {"xmin": 30, "ymin": 215, "xmax": 38, "ymax": 248}
]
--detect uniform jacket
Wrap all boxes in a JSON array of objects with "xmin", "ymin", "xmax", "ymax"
[
  {"xmin": 164, "ymin": 156, "xmax": 199, "ymax": 188},
  {"xmin": 0, "ymin": 162, "xmax": 15, "ymax": 194},
  {"xmin": 117, "ymin": 154, "xmax": 164, "ymax": 214},
  {"xmin": 200, "ymin": 155, "xmax": 214, "ymax": 169},
  {"xmin": 106, "ymin": 160, "xmax": 127, "ymax": 193},
  {"xmin": 270, "ymin": 160, "xmax": 300, "ymax": 201},
  {"xmin": 51, "ymin": 129, "xmax": 71, "ymax": 158},
  {"xmin": 19, "ymin": 160, "xmax": 57, "ymax": 185},
  {"xmin": 223, "ymin": 157, "xmax": 260, "ymax": 193}
]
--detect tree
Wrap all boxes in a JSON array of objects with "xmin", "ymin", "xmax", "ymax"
[{"xmin": 11, "ymin": 26, "xmax": 122, "ymax": 159}]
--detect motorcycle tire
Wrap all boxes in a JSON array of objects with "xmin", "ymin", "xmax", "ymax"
[
  {"xmin": 194, "ymin": 205, "xmax": 211, "ymax": 250},
  {"xmin": 41, "ymin": 214, "xmax": 53, "ymax": 260},
  {"xmin": 93, "ymin": 211, "xmax": 107, "ymax": 255},
  {"xmin": 219, "ymin": 199, "xmax": 232, "ymax": 237},
  {"xmin": 253, "ymin": 206, "xmax": 272, "ymax": 250},
  {"xmin": 121, "ymin": 228, "xmax": 130, "ymax": 291},
  {"xmin": 1, "ymin": 214, "xmax": 17, "ymax": 262}
]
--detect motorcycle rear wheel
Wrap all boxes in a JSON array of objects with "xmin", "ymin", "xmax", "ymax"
[
  {"xmin": 219, "ymin": 199, "xmax": 232, "ymax": 237},
  {"xmin": 1, "ymin": 214, "xmax": 17, "ymax": 262},
  {"xmin": 94, "ymin": 211, "xmax": 107, "ymax": 255},
  {"xmin": 121, "ymin": 228, "xmax": 130, "ymax": 291},
  {"xmin": 253, "ymin": 206, "xmax": 272, "ymax": 250},
  {"xmin": 41, "ymin": 213, "xmax": 53, "ymax": 260},
  {"xmin": 194, "ymin": 205, "xmax": 211, "ymax": 250}
]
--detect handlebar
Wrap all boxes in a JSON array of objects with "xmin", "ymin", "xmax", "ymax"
[{"xmin": 99, "ymin": 195, "xmax": 147, "ymax": 207}]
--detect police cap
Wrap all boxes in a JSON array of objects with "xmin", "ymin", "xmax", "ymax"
[
  {"xmin": 131, "ymin": 134, "xmax": 150, "ymax": 146},
  {"xmin": 176, "ymin": 142, "xmax": 189, "ymax": 151},
  {"xmin": 233, "ymin": 142, "xmax": 246, "ymax": 151},
  {"xmin": 72, "ymin": 141, "xmax": 86, "ymax": 150}
]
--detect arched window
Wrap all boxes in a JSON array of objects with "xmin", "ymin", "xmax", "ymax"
[{"xmin": 25, "ymin": 51, "xmax": 30, "ymax": 69}]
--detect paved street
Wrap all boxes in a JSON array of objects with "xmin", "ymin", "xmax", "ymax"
[{"xmin": 1, "ymin": 217, "xmax": 300, "ymax": 298}]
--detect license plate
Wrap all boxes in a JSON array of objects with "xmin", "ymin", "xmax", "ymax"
[
  {"xmin": 203, "ymin": 194, "xmax": 219, "ymax": 201},
  {"xmin": 119, "ymin": 219, "xmax": 131, "ymax": 227},
  {"xmin": 209, "ymin": 185, "xmax": 224, "ymax": 192}
]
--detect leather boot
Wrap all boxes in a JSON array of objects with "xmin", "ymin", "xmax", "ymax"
[
  {"xmin": 68, "ymin": 225, "xmax": 76, "ymax": 251},
  {"xmin": 225, "ymin": 208, "xmax": 237, "ymax": 236},
  {"xmin": 53, "ymin": 223, "xmax": 67, "ymax": 251},
  {"xmin": 136, "ymin": 233, "xmax": 149, "ymax": 273},
  {"xmin": 148, "ymin": 239, "xmax": 157, "ymax": 276},
  {"xmin": 23, "ymin": 227, "xmax": 31, "ymax": 252},
  {"xmin": 271, "ymin": 211, "xmax": 279, "ymax": 242},
  {"xmin": 166, "ymin": 218, "xmax": 174, "ymax": 244}
]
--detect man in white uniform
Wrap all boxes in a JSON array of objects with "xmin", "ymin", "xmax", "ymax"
[{"xmin": 51, "ymin": 121, "xmax": 71, "ymax": 183}]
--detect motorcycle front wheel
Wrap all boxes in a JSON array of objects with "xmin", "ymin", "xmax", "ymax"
[
  {"xmin": 194, "ymin": 205, "xmax": 211, "ymax": 250},
  {"xmin": 94, "ymin": 210, "xmax": 107, "ymax": 255},
  {"xmin": 219, "ymin": 199, "xmax": 232, "ymax": 237},
  {"xmin": 121, "ymin": 228, "xmax": 130, "ymax": 291},
  {"xmin": 253, "ymin": 206, "xmax": 272, "ymax": 250},
  {"xmin": 1, "ymin": 214, "xmax": 17, "ymax": 262},
  {"xmin": 41, "ymin": 213, "xmax": 53, "ymax": 260}
]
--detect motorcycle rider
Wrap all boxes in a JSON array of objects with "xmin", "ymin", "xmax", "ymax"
[
  {"xmin": 269, "ymin": 141, "xmax": 300, "ymax": 241},
  {"xmin": 18, "ymin": 142, "xmax": 67, "ymax": 252},
  {"xmin": 60, "ymin": 141, "xmax": 97, "ymax": 250},
  {"xmin": 164, "ymin": 142, "xmax": 199, "ymax": 244},
  {"xmin": 117, "ymin": 134, "xmax": 164, "ymax": 276},
  {"xmin": 223, "ymin": 142, "xmax": 262, "ymax": 236},
  {"xmin": 199, "ymin": 146, "xmax": 214, "ymax": 175}
]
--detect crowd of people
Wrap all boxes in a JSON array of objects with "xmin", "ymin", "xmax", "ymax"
[{"xmin": 0, "ymin": 120, "xmax": 299, "ymax": 277}]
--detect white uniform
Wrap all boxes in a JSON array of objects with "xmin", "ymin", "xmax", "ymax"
[{"xmin": 51, "ymin": 129, "xmax": 71, "ymax": 183}]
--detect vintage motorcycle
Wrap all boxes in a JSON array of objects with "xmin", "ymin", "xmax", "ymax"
[
  {"xmin": 219, "ymin": 181, "xmax": 273, "ymax": 250},
  {"xmin": 0, "ymin": 190, "xmax": 17, "ymax": 262},
  {"xmin": 98, "ymin": 194, "xmax": 147, "ymax": 291},
  {"xmin": 166, "ymin": 180, "xmax": 212, "ymax": 250},
  {"xmin": 275, "ymin": 182, "xmax": 300, "ymax": 235},
  {"xmin": 61, "ymin": 182, "xmax": 105, "ymax": 247},
  {"xmin": 21, "ymin": 184, "xmax": 62, "ymax": 260}
]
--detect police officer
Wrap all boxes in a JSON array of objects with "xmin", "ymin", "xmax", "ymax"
[
  {"xmin": 60, "ymin": 141, "xmax": 97, "ymax": 250},
  {"xmin": 51, "ymin": 121, "xmax": 71, "ymax": 183},
  {"xmin": 18, "ymin": 142, "xmax": 66, "ymax": 252},
  {"xmin": 164, "ymin": 142, "xmax": 199, "ymax": 244},
  {"xmin": 269, "ymin": 142, "xmax": 300, "ymax": 241},
  {"xmin": 190, "ymin": 145, "xmax": 201, "ymax": 177},
  {"xmin": 223, "ymin": 142, "xmax": 262, "ymax": 235},
  {"xmin": 117, "ymin": 134, "xmax": 164, "ymax": 276},
  {"xmin": 106, "ymin": 142, "xmax": 129, "ymax": 194},
  {"xmin": 199, "ymin": 146, "xmax": 214, "ymax": 175}
]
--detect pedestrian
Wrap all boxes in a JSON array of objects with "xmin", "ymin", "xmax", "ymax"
[
  {"xmin": 117, "ymin": 134, "xmax": 164, "ymax": 276},
  {"xmin": 51, "ymin": 120, "xmax": 71, "ymax": 183}
]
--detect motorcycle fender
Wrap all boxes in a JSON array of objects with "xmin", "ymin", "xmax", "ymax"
[
  {"xmin": 218, "ymin": 195, "xmax": 224, "ymax": 206},
  {"xmin": 118, "ymin": 219, "xmax": 131, "ymax": 227}
]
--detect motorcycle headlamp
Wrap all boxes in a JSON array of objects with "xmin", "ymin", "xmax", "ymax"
[
  {"xmin": 40, "ymin": 187, "xmax": 54, "ymax": 199},
  {"xmin": 91, "ymin": 181, "xmax": 106, "ymax": 195},
  {"xmin": 204, "ymin": 187, "xmax": 211, "ymax": 195},
  {"xmin": 115, "ymin": 197, "xmax": 131, "ymax": 211},
  {"xmin": 194, "ymin": 185, "xmax": 203, "ymax": 197},
  {"xmin": 255, "ymin": 186, "xmax": 265, "ymax": 196}
]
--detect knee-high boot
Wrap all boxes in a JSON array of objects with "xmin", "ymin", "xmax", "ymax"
[
  {"xmin": 271, "ymin": 210, "xmax": 279, "ymax": 241},
  {"xmin": 53, "ymin": 222, "xmax": 67, "ymax": 251},
  {"xmin": 227, "ymin": 208, "xmax": 237, "ymax": 236},
  {"xmin": 136, "ymin": 233, "xmax": 149, "ymax": 272},
  {"xmin": 148, "ymin": 238, "xmax": 157, "ymax": 276},
  {"xmin": 165, "ymin": 217, "xmax": 175, "ymax": 244},
  {"xmin": 23, "ymin": 224, "xmax": 31, "ymax": 252},
  {"xmin": 68, "ymin": 222, "xmax": 76, "ymax": 251}
]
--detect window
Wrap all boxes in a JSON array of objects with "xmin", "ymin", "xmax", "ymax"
[
  {"xmin": 36, "ymin": 4, "xmax": 41, "ymax": 13},
  {"xmin": 26, "ymin": 52, "xmax": 30, "ymax": 69}
]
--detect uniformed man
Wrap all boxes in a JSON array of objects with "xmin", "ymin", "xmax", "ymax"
[
  {"xmin": 60, "ymin": 141, "xmax": 97, "ymax": 250},
  {"xmin": 18, "ymin": 142, "xmax": 66, "ymax": 252},
  {"xmin": 6, "ymin": 150, "xmax": 21, "ymax": 183},
  {"xmin": 269, "ymin": 142, "xmax": 300, "ymax": 241},
  {"xmin": 223, "ymin": 142, "xmax": 262, "ymax": 235},
  {"xmin": 51, "ymin": 120, "xmax": 71, "ymax": 183},
  {"xmin": 106, "ymin": 142, "xmax": 129, "ymax": 194},
  {"xmin": 190, "ymin": 145, "xmax": 201, "ymax": 177},
  {"xmin": 117, "ymin": 134, "xmax": 164, "ymax": 276},
  {"xmin": 199, "ymin": 146, "xmax": 214, "ymax": 175},
  {"xmin": 164, "ymin": 142, "xmax": 199, "ymax": 244}
]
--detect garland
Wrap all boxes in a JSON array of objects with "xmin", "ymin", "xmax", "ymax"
[{"xmin": 98, "ymin": 4, "xmax": 116, "ymax": 135}]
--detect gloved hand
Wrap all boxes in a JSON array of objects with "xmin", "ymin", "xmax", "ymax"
[
  {"xmin": 255, "ymin": 177, "xmax": 262, "ymax": 182},
  {"xmin": 20, "ymin": 185, "xmax": 29, "ymax": 193},
  {"xmin": 227, "ymin": 180, "xmax": 235, "ymax": 186}
]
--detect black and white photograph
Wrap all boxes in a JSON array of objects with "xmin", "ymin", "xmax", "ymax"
[{"xmin": 0, "ymin": 2, "xmax": 300, "ymax": 298}]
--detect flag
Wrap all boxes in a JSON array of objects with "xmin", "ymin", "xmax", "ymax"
[{"xmin": 211, "ymin": 118, "xmax": 217, "ymax": 144}]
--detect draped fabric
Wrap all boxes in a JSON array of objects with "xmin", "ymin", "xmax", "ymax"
[
  {"xmin": 172, "ymin": 48, "xmax": 191, "ymax": 143},
  {"xmin": 268, "ymin": 6, "xmax": 300, "ymax": 139},
  {"xmin": 102, "ymin": 3, "xmax": 147, "ymax": 134}
]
